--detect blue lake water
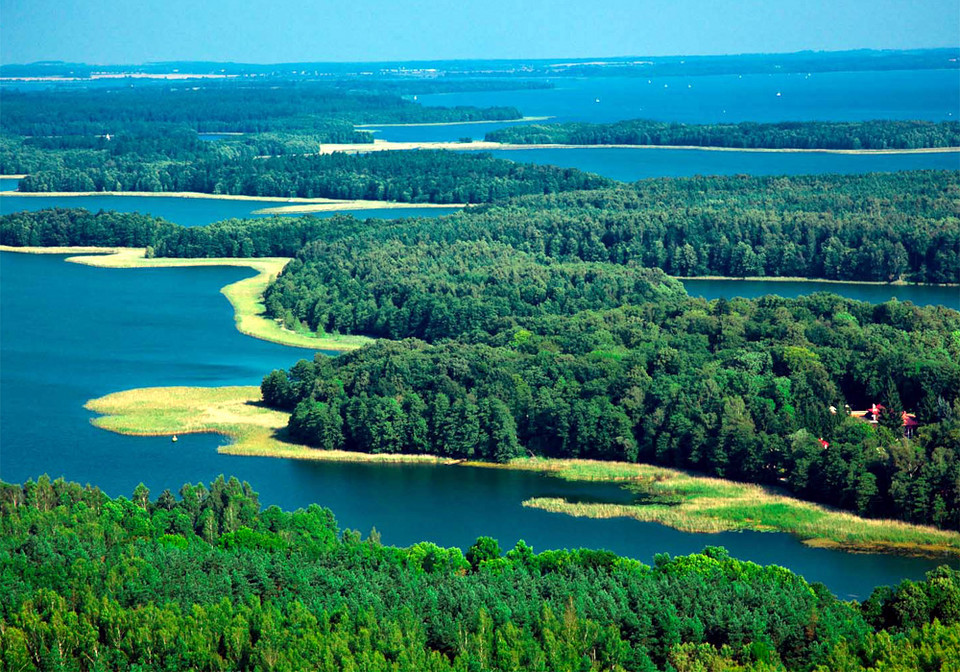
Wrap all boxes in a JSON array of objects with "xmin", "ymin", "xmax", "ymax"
[
  {"xmin": 0, "ymin": 192, "xmax": 462, "ymax": 227},
  {"xmin": 0, "ymin": 178, "xmax": 21, "ymax": 192},
  {"xmin": 0, "ymin": 250, "xmax": 955, "ymax": 599},
  {"xmin": 682, "ymin": 279, "xmax": 959, "ymax": 310},
  {"xmin": 443, "ymin": 69, "xmax": 960, "ymax": 124},
  {"xmin": 371, "ymin": 69, "xmax": 960, "ymax": 142},
  {"xmin": 490, "ymin": 147, "xmax": 960, "ymax": 181}
]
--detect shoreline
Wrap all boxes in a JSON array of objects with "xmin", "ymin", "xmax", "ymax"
[
  {"xmin": 0, "ymin": 174, "xmax": 26, "ymax": 179},
  {"xmin": 252, "ymin": 201, "xmax": 466, "ymax": 215},
  {"xmin": 2, "ymin": 189, "xmax": 469, "ymax": 212},
  {"xmin": 317, "ymin": 138, "xmax": 960, "ymax": 155},
  {"xmin": 0, "ymin": 190, "xmax": 437, "ymax": 206},
  {"xmin": 356, "ymin": 116, "xmax": 553, "ymax": 128},
  {"xmin": 85, "ymin": 384, "xmax": 960, "ymax": 559},
  {"xmin": 676, "ymin": 274, "xmax": 960, "ymax": 289},
  {"xmin": 0, "ymin": 246, "xmax": 370, "ymax": 352}
]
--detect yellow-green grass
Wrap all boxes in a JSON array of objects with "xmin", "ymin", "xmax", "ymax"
[
  {"xmin": 505, "ymin": 458, "xmax": 960, "ymax": 557},
  {"xmin": 0, "ymin": 245, "xmax": 371, "ymax": 352},
  {"xmin": 85, "ymin": 384, "xmax": 960, "ymax": 557},
  {"xmin": 86, "ymin": 386, "xmax": 457, "ymax": 465}
]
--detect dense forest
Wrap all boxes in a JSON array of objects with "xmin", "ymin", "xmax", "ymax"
[
  {"xmin": 6, "ymin": 170, "xmax": 957, "ymax": 283},
  {"xmin": 0, "ymin": 82, "xmax": 521, "ymax": 136},
  {"xmin": 16, "ymin": 150, "xmax": 613, "ymax": 203},
  {"xmin": 486, "ymin": 119, "xmax": 960, "ymax": 150},
  {"xmin": 1, "ymin": 477, "xmax": 957, "ymax": 671}
]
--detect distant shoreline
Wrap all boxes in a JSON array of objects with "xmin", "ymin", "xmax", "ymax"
[
  {"xmin": 356, "ymin": 116, "xmax": 553, "ymax": 128},
  {"xmin": 1, "ymin": 189, "xmax": 464, "ymax": 211},
  {"xmin": 0, "ymin": 174, "xmax": 26, "ymax": 179},
  {"xmin": 319, "ymin": 138, "xmax": 960, "ymax": 155}
]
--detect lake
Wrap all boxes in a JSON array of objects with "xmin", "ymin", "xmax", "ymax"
[
  {"xmin": 0, "ymin": 250, "xmax": 955, "ymax": 599},
  {"xmin": 371, "ymin": 69, "xmax": 960, "ymax": 142},
  {"xmin": 489, "ymin": 147, "xmax": 959, "ymax": 182},
  {"xmin": 0, "ymin": 191, "xmax": 462, "ymax": 227},
  {"xmin": 683, "ymin": 278, "xmax": 960, "ymax": 310}
]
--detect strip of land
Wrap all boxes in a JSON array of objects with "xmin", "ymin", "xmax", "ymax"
[
  {"xmin": 0, "ymin": 245, "xmax": 371, "ymax": 352},
  {"xmin": 317, "ymin": 138, "xmax": 960, "ymax": 155},
  {"xmin": 252, "ymin": 202, "xmax": 466, "ymax": 215},
  {"xmin": 0, "ymin": 174, "xmax": 27, "ymax": 179},
  {"xmin": 85, "ymin": 383, "xmax": 960, "ymax": 558},
  {"xmin": 2, "ymin": 189, "xmax": 462, "ymax": 211},
  {"xmin": 355, "ymin": 116, "xmax": 553, "ymax": 128}
]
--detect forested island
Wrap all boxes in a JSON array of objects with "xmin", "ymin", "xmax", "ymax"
[
  {"xmin": 13, "ymin": 150, "xmax": 611, "ymax": 203},
  {"xmin": 485, "ymin": 119, "xmax": 960, "ymax": 150},
  {"xmin": 1, "ymin": 476, "xmax": 957, "ymax": 671}
]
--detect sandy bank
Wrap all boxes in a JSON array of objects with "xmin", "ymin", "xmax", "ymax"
[
  {"xmin": 3, "ymin": 189, "xmax": 469, "ymax": 213},
  {"xmin": 356, "ymin": 116, "xmax": 553, "ymax": 128},
  {"xmin": 252, "ymin": 201, "xmax": 467, "ymax": 215},
  {"xmin": 318, "ymin": 139, "xmax": 960, "ymax": 156}
]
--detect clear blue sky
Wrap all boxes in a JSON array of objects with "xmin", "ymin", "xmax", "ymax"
[{"xmin": 1, "ymin": 0, "xmax": 957, "ymax": 65}]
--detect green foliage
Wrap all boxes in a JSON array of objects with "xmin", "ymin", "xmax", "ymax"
[{"xmin": 2, "ymin": 477, "xmax": 956, "ymax": 671}]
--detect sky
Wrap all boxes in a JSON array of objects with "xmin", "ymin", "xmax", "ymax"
[{"xmin": 1, "ymin": 0, "xmax": 958, "ymax": 65}]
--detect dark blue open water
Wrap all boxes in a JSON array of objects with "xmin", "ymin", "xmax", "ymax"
[{"xmin": 371, "ymin": 69, "xmax": 960, "ymax": 142}]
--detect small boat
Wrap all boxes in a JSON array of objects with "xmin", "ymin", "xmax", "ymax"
[
  {"xmin": 594, "ymin": 98, "xmax": 600, "ymax": 103},
  {"xmin": 776, "ymin": 92, "xmax": 782, "ymax": 97},
  {"xmin": 171, "ymin": 435, "xmax": 178, "ymax": 443}
]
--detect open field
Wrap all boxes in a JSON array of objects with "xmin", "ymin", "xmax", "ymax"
[
  {"xmin": 85, "ymin": 383, "xmax": 960, "ymax": 557},
  {"xmin": 317, "ymin": 138, "xmax": 960, "ymax": 155},
  {"xmin": 0, "ymin": 245, "xmax": 371, "ymax": 352}
]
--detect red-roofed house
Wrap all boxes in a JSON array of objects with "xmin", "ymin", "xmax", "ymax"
[{"xmin": 850, "ymin": 403, "xmax": 918, "ymax": 438}]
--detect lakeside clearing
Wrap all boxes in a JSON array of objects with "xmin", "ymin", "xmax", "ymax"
[
  {"xmin": 86, "ymin": 383, "xmax": 960, "ymax": 558},
  {"xmin": 355, "ymin": 116, "xmax": 553, "ymax": 128},
  {"xmin": 0, "ymin": 189, "xmax": 456, "ymax": 211},
  {"xmin": 0, "ymin": 245, "xmax": 370, "ymax": 352},
  {"xmin": 316, "ymin": 138, "xmax": 960, "ymax": 155}
]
